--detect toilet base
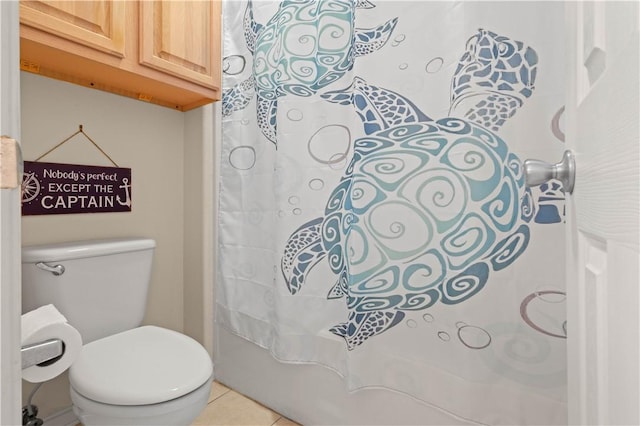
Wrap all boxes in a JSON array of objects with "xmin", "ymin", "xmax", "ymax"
[{"xmin": 70, "ymin": 376, "xmax": 212, "ymax": 426}]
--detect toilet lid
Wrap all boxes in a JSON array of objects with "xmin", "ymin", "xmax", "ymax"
[{"xmin": 69, "ymin": 326, "xmax": 213, "ymax": 405}]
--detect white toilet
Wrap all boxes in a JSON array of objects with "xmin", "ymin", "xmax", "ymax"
[{"xmin": 22, "ymin": 238, "xmax": 213, "ymax": 426}]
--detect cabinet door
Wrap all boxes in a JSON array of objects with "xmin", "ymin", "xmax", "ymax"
[
  {"xmin": 139, "ymin": 1, "xmax": 220, "ymax": 90},
  {"xmin": 20, "ymin": 0, "xmax": 126, "ymax": 57}
]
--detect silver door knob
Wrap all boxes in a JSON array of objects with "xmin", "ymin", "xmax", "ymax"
[{"xmin": 523, "ymin": 150, "xmax": 575, "ymax": 194}]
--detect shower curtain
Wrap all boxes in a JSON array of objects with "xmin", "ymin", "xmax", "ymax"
[{"xmin": 218, "ymin": 1, "xmax": 567, "ymax": 424}]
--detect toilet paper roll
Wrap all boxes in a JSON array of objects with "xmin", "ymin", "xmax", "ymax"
[{"xmin": 21, "ymin": 304, "xmax": 83, "ymax": 383}]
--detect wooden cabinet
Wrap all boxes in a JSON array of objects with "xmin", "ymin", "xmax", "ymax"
[
  {"xmin": 19, "ymin": 1, "xmax": 221, "ymax": 111},
  {"xmin": 20, "ymin": 1, "xmax": 127, "ymax": 57},
  {"xmin": 140, "ymin": 1, "xmax": 218, "ymax": 90}
]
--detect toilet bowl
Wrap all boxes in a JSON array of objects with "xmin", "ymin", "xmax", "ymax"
[
  {"xmin": 70, "ymin": 380, "xmax": 211, "ymax": 426},
  {"xmin": 69, "ymin": 326, "xmax": 212, "ymax": 426},
  {"xmin": 21, "ymin": 238, "xmax": 213, "ymax": 426}
]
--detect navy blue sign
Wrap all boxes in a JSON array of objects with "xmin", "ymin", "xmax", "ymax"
[{"xmin": 21, "ymin": 161, "xmax": 132, "ymax": 215}]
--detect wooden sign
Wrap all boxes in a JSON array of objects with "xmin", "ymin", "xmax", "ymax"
[{"xmin": 21, "ymin": 161, "xmax": 131, "ymax": 215}]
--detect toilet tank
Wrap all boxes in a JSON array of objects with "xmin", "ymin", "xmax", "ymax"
[{"xmin": 22, "ymin": 238, "xmax": 156, "ymax": 344}]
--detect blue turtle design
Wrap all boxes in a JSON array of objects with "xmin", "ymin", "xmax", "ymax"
[
  {"xmin": 281, "ymin": 29, "xmax": 542, "ymax": 350},
  {"xmin": 222, "ymin": 0, "xmax": 398, "ymax": 145}
]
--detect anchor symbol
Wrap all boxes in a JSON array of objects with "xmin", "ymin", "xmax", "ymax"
[{"xmin": 117, "ymin": 178, "xmax": 131, "ymax": 207}]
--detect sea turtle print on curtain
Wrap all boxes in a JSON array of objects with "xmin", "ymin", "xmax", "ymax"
[
  {"xmin": 281, "ymin": 29, "xmax": 549, "ymax": 350},
  {"xmin": 220, "ymin": 1, "xmax": 568, "ymax": 422},
  {"xmin": 222, "ymin": 0, "xmax": 398, "ymax": 145}
]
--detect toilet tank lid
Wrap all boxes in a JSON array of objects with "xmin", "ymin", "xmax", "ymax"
[{"xmin": 22, "ymin": 238, "xmax": 156, "ymax": 262}]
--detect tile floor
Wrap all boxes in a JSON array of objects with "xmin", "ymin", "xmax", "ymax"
[{"xmin": 192, "ymin": 381, "xmax": 300, "ymax": 426}]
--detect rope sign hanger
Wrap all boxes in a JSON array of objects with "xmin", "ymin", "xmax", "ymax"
[{"xmin": 34, "ymin": 125, "xmax": 120, "ymax": 167}]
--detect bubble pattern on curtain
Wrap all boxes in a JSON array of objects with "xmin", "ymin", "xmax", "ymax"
[{"xmin": 219, "ymin": 1, "xmax": 567, "ymax": 424}]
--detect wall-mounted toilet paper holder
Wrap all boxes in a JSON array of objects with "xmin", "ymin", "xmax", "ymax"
[{"xmin": 21, "ymin": 339, "xmax": 64, "ymax": 369}]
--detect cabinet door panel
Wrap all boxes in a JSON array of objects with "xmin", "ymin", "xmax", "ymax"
[
  {"xmin": 20, "ymin": 0, "xmax": 125, "ymax": 57},
  {"xmin": 139, "ymin": 1, "xmax": 220, "ymax": 90}
]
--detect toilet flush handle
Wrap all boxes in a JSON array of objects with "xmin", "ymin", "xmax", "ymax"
[{"xmin": 36, "ymin": 262, "xmax": 65, "ymax": 276}]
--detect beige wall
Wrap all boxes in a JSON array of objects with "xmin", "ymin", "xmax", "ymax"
[{"xmin": 20, "ymin": 72, "xmax": 214, "ymax": 419}]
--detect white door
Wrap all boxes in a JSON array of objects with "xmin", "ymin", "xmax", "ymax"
[
  {"xmin": 565, "ymin": 2, "xmax": 639, "ymax": 425},
  {"xmin": 0, "ymin": 1, "xmax": 22, "ymax": 424}
]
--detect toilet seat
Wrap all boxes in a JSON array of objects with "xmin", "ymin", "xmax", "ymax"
[{"xmin": 69, "ymin": 325, "xmax": 212, "ymax": 405}]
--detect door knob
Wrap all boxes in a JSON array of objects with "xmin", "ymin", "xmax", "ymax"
[{"xmin": 523, "ymin": 150, "xmax": 575, "ymax": 194}]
